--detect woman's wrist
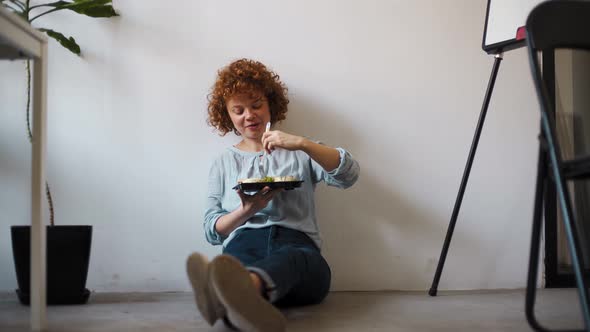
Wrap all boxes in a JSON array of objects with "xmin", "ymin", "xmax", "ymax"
[
  {"xmin": 216, "ymin": 205, "xmax": 252, "ymax": 236},
  {"xmin": 238, "ymin": 203, "xmax": 255, "ymax": 219},
  {"xmin": 299, "ymin": 137, "xmax": 310, "ymax": 152}
]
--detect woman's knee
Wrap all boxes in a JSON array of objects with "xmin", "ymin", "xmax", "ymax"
[{"xmin": 281, "ymin": 247, "xmax": 332, "ymax": 305}]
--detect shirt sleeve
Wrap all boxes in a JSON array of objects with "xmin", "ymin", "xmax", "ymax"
[
  {"xmin": 203, "ymin": 160, "xmax": 228, "ymax": 245},
  {"xmin": 311, "ymin": 147, "xmax": 360, "ymax": 189}
]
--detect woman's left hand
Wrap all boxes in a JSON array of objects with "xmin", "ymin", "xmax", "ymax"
[{"xmin": 261, "ymin": 130, "xmax": 305, "ymax": 154}]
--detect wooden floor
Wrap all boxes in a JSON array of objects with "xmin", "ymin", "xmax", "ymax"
[{"xmin": 0, "ymin": 289, "xmax": 585, "ymax": 331}]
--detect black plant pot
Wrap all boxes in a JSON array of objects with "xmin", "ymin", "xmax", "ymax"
[{"xmin": 11, "ymin": 225, "xmax": 92, "ymax": 305}]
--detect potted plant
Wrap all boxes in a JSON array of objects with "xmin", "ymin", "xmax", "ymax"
[{"xmin": 2, "ymin": 0, "xmax": 118, "ymax": 305}]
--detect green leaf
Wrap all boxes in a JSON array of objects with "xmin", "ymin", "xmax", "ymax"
[
  {"xmin": 38, "ymin": 28, "xmax": 81, "ymax": 55},
  {"xmin": 48, "ymin": 0, "xmax": 118, "ymax": 18},
  {"xmin": 72, "ymin": 4, "xmax": 118, "ymax": 18}
]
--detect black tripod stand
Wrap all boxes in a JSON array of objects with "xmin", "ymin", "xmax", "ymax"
[{"xmin": 429, "ymin": 53, "xmax": 503, "ymax": 296}]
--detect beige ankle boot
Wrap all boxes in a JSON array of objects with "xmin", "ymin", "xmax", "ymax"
[
  {"xmin": 209, "ymin": 255, "xmax": 286, "ymax": 332},
  {"xmin": 186, "ymin": 252, "xmax": 226, "ymax": 325}
]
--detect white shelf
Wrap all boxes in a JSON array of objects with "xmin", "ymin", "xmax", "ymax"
[{"xmin": 0, "ymin": 7, "xmax": 48, "ymax": 332}]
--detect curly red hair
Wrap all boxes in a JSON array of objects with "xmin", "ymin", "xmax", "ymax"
[{"xmin": 207, "ymin": 59, "xmax": 289, "ymax": 136}]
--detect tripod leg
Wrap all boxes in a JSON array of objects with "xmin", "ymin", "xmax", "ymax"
[{"xmin": 429, "ymin": 54, "xmax": 503, "ymax": 296}]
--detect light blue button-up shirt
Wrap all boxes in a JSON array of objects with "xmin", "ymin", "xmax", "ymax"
[{"xmin": 204, "ymin": 145, "xmax": 360, "ymax": 249}]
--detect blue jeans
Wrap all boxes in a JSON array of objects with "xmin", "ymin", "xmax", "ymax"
[{"xmin": 222, "ymin": 225, "xmax": 331, "ymax": 307}]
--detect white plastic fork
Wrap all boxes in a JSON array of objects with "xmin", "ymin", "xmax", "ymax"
[{"xmin": 259, "ymin": 122, "xmax": 271, "ymax": 176}]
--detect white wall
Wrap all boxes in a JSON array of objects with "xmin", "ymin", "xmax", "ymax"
[{"xmin": 0, "ymin": 0, "xmax": 540, "ymax": 292}]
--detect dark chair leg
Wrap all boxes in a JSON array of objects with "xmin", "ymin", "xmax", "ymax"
[
  {"xmin": 525, "ymin": 145, "xmax": 553, "ymax": 332},
  {"xmin": 525, "ymin": 126, "xmax": 590, "ymax": 332},
  {"xmin": 542, "ymin": 107, "xmax": 590, "ymax": 330},
  {"xmin": 554, "ymin": 183, "xmax": 590, "ymax": 331}
]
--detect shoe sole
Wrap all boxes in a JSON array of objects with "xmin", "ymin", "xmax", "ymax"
[
  {"xmin": 209, "ymin": 255, "xmax": 286, "ymax": 332},
  {"xmin": 186, "ymin": 253, "xmax": 218, "ymax": 325}
]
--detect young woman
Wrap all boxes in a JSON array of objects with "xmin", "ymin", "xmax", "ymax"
[{"xmin": 187, "ymin": 58, "xmax": 360, "ymax": 332}]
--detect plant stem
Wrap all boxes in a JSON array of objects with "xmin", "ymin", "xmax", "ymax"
[
  {"xmin": 26, "ymin": 60, "xmax": 55, "ymax": 226},
  {"xmin": 24, "ymin": 2, "xmax": 55, "ymax": 226},
  {"xmin": 30, "ymin": 7, "xmax": 62, "ymax": 22},
  {"xmin": 23, "ymin": 1, "xmax": 30, "ymax": 20},
  {"xmin": 25, "ymin": 60, "xmax": 33, "ymax": 142},
  {"xmin": 46, "ymin": 182, "xmax": 55, "ymax": 226}
]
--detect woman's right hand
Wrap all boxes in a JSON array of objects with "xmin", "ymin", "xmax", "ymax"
[{"xmin": 236, "ymin": 186, "xmax": 281, "ymax": 215}]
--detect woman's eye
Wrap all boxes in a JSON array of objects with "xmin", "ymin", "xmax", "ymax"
[
  {"xmin": 252, "ymin": 103, "xmax": 262, "ymax": 109},
  {"xmin": 233, "ymin": 108, "xmax": 243, "ymax": 115}
]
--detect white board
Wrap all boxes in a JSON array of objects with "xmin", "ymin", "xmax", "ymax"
[{"xmin": 482, "ymin": 0, "xmax": 547, "ymax": 53}]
